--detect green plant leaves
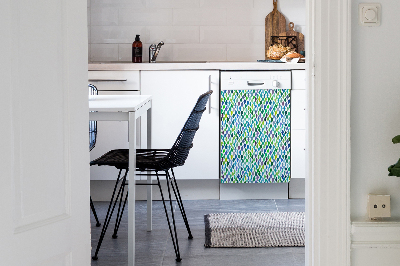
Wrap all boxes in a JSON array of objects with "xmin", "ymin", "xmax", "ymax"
[
  {"xmin": 388, "ymin": 158, "xmax": 400, "ymax": 177},
  {"xmin": 388, "ymin": 135, "xmax": 400, "ymax": 176},
  {"xmin": 392, "ymin": 135, "xmax": 400, "ymax": 144}
]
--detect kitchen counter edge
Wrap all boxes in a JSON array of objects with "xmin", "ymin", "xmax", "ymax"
[{"xmin": 89, "ymin": 62, "xmax": 306, "ymax": 71}]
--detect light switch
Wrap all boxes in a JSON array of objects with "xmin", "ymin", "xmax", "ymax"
[
  {"xmin": 364, "ymin": 9, "xmax": 376, "ymax": 21},
  {"xmin": 359, "ymin": 3, "xmax": 381, "ymax": 26}
]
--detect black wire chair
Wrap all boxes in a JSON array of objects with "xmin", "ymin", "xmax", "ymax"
[
  {"xmin": 89, "ymin": 84, "xmax": 101, "ymax": 227},
  {"xmin": 90, "ymin": 90, "xmax": 213, "ymax": 262}
]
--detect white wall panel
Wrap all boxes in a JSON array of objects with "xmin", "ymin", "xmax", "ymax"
[
  {"xmin": 146, "ymin": 0, "xmax": 199, "ymax": 9},
  {"xmin": 350, "ymin": 1, "xmax": 400, "ymax": 264},
  {"xmin": 119, "ymin": 8, "xmax": 173, "ymax": 26},
  {"xmin": 147, "ymin": 26, "xmax": 199, "ymax": 44},
  {"xmin": 173, "ymin": 8, "xmax": 226, "ymax": 26},
  {"xmin": 226, "ymin": 44, "xmax": 264, "ymax": 62},
  {"xmin": 91, "ymin": 7, "xmax": 118, "ymax": 26},
  {"xmin": 90, "ymin": 43, "xmax": 118, "ymax": 61},
  {"xmin": 87, "ymin": 0, "xmax": 306, "ymax": 62}
]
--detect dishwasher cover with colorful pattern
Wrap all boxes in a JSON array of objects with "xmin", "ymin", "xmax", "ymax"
[{"xmin": 220, "ymin": 89, "xmax": 291, "ymax": 183}]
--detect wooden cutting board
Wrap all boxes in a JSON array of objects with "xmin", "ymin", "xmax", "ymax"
[
  {"xmin": 279, "ymin": 22, "xmax": 304, "ymax": 52},
  {"xmin": 265, "ymin": 0, "xmax": 286, "ymax": 59}
]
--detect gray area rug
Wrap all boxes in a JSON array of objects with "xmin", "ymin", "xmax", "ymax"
[{"xmin": 204, "ymin": 212, "xmax": 305, "ymax": 248}]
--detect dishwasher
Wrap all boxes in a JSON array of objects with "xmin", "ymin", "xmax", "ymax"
[{"xmin": 220, "ymin": 71, "xmax": 291, "ymax": 184}]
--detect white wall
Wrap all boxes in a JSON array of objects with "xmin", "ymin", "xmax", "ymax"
[
  {"xmin": 87, "ymin": 0, "xmax": 305, "ymax": 62},
  {"xmin": 351, "ymin": 0, "xmax": 400, "ymax": 220},
  {"xmin": 351, "ymin": 1, "xmax": 400, "ymax": 264}
]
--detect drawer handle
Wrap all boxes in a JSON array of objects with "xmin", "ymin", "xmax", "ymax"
[
  {"xmin": 247, "ymin": 81, "xmax": 264, "ymax": 86},
  {"xmin": 88, "ymin": 79, "xmax": 127, "ymax": 82}
]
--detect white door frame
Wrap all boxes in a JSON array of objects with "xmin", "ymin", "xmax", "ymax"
[
  {"xmin": 84, "ymin": 0, "xmax": 354, "ymax": 264},
  {"xmin": 306, "ymin": 0, "xmax": 351, "ymax": 265}
]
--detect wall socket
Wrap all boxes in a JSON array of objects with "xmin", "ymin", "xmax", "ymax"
[{"xmin": 368, "ymin": 194, "xmax": 391, "ymax": 219}]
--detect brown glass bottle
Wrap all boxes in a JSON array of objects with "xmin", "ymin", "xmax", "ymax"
[{"xmin": 132, "ymin": 35, "xmax": 142, "ymax": 63}]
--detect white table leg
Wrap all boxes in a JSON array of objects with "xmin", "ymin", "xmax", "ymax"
[
  {"xmin": 128, "ymin": 112, "xmax": 136, "ymax": 266},
  {"xmin": 147, "ymin": 104, "xmax": 152, "ymax": 232}
]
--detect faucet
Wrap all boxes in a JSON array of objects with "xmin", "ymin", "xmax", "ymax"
[{"xmin": 149, "ymin": 41, "xmax": 164, "ymax": 63}]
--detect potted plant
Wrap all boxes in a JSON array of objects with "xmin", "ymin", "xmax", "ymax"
[{"xmin": 388, "ymin": 135, "xmax": 400, "ymax": 176}]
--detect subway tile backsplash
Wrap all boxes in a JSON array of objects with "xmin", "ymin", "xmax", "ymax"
[{"xmin": 88, "ymin": 0, "xmax": 305, "ymax": 62}]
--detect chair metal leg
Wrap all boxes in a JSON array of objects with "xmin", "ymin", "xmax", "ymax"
[
  {"xmin": 156, "ymin": 171, "xmax": 181, "ymax": 262},
  {"xmin": 92, "ymin": 169, "xmax": 128, "ymax": 261},
  {"xmin": 90, "ymin": 196, "xmax": 101, "ymax": 227},
  {"xmin": 169, "ymin": 169, "xmax": 193, "ymax": 239},
  {"xmin": 112, "ymin": 179, "xmax": 128, "ymax": 239},
  {"xmin": 165, "ymin": 171, "xmax": 181, "ymax": 262}
]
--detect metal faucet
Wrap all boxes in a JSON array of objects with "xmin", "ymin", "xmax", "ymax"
[{"xmin": 149, "ymin": 41, "xmax": 164, "ymax": 63}]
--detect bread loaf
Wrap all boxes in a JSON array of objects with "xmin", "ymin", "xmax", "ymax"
[
  {"xmin": 283, "ymin": 52, "xmax": 304, "ymax": 59},
  {"xmin": 267, "ymin": 44, "xmax": 292, "ymax": 60}
]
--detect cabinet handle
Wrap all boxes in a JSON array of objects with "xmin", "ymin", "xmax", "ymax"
[
  {"xmin": 208, "ymin": 75, "xmax": 211, "ymax": 114},
  {"xmin": 272, "ymin": 80, "xmax": 280, "ymax": 87},
  {"xmin": 247, "ymin": 81, "xmax": 264, "ymax": 86},
  {"xmin": 88, "ymin": 79, "xmax": 127, "ymax": 82}
]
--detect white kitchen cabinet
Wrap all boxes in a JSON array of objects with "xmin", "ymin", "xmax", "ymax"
[
  {"xmin": 88, "ymin": 71, "xmax": 140, "ymax": 91},
  {"xmin": 291, "ymin": 90, "xmax": 306, "ymax": 130},
  {"xmin": 88, "ymin": 71, "xmax": 141, "ymax": 180},
  {"xmin": 292, "ymin": 69, "xmax": 306, "ymax": 90},
  {"xmin": 291, "ymin": 129, "xmax": 306, "ymax": 179},
  {"xmin": 291, "ymin": 70, "xmax": 306, "ymax": 180},
  {"xmin": 141, "ymin": 70, "xmax": 219, "ymax": 180}
]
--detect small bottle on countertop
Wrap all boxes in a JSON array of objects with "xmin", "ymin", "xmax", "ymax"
[{"xmin": 132, "ymin": 35, "xmax": 142, "ymax": 63}]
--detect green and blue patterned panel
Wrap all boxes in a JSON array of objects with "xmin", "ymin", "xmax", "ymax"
[{"xmin": 220, "ymin": 89, "xmax": 291, "ymax": 183}]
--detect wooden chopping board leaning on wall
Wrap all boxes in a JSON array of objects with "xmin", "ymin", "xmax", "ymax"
[
  {"xmin": 279, "ymin": 22, "xmax": 304, "ymax": 53},
  {"xmin": 265, "ymin": 0, "xmax": 286, "ymax": 59}
]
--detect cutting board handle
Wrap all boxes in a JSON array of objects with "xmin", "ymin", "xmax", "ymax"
[
  {"xmin": 273, "ymin": 0, "xmax": 277, "ymax": 10},
  {"xmin": 289, "ymin": 22, "xmax": 294, "ymax": 31}
]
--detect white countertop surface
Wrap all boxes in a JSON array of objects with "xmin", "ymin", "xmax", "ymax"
[
  {"xmin": 89, "ymin": 95, "xmax": 152, "ymax": 112},
  {"xmin": 89, "ymin": 62, "xmax": 306, "ymax": 71}
]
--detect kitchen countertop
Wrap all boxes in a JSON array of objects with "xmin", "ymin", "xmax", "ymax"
[{"xmin": 89, "ymin": 62, "xmax": 307, "ymax": 71}]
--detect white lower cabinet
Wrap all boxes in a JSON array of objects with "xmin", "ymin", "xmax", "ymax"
[
  {"xmin": 290, "ymin": 70, "xmax": 306, "ymax": 199},
  {"xmin": 88, "ymin": 68, "xmax": 305, "ymax": 191},
  {"xmin": 89, "ymin": 71, "xmax": 140, "ymax": 180},
  {"xmin": 291, "ymin": 129, "xmax": 306, "ymax": 179},
  {"xmin": 141, "ymin": 70, "xmax": 220, "ymax": 180}
]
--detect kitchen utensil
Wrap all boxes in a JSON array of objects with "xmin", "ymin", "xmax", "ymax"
[
  {"xmin": 279, "ymin": 22, "xmax": 304, "ymax": 52},
  {"xmin": 265, "ymin": 0, "xmax": 287, "ymax": 59}
]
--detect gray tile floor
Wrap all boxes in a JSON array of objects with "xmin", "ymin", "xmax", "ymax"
[{"xmin": 91, "ymin": 199, "xmax": 305, "ymax": 266}]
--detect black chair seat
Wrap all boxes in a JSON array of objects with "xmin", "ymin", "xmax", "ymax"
[
  {"xmin": 90, "ymin": 149, "xmax": 129, "ymax": 169},
  {"xmin": 90, "ymin": 146, "xmax": 195, "ymax": 172},
  {"xmin": 90, "ymin": 148, "xmax": 175, "ymax": 171}
]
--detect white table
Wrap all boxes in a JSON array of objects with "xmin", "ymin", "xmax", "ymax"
[{"xmin": 89, "ymin": 95, "xmax": 152, "ymax": 266}]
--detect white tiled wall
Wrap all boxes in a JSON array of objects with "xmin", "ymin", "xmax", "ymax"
[{"xmin": 88, "ymin": 0, "xmax": 306, "ymax": 62}]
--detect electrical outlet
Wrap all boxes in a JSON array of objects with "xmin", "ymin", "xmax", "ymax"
[{"xmin": 368, "ymin": 194, "xmax": 391, "ymax": 219}]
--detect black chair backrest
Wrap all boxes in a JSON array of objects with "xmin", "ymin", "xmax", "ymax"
[
  {"xmin": 164, "ymin": 90, "xmax": 213, "ymax": 168},
  {"xmin": 89, "ymin": 84, "xmax": 98, "ymax": 151}
]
